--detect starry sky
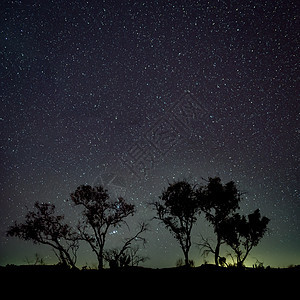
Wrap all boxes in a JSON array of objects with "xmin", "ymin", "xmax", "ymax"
[{"xmin": 0, "ymin": 0, "xmax": 299, "ymax": 268}]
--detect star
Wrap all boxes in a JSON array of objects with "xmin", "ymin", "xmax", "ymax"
[{"xmin": 0, "ymin": 0, "xmax": 298, "ymax": 269}]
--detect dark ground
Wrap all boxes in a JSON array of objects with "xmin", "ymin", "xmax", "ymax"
[
  {"xmin": 1, "ymin": 263, "xmax": 299, "ymax": 279},
  {"xmin": 1, "ymin": 264, "xmax": 298, "ymax": 297}
]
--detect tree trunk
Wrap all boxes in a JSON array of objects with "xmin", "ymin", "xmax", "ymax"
[
  {"xmin": 98, "ymin": 246, "xmax": 104, "ymax": 269},
  {"xmin": 55, "ymin": 242, "xmax": 77, "ymax": 269},
  {"xmin": 214, "ymin": 236, "xmax": 221, "ymax": 266},
  {"xmin": 95, "ymin": 242, "xmax": 105, "ymax": 270},
  {"xmin": 184, "ymin": 251, "xmax": 189, "ymax": 267},
  {"xmin": 98, "ymin": 256, "xmax": 104, "ymax": 270},
  {"xmin": 63, "ymin": 250, "xmax": 77, "ymax": 269},
  {"xmin": 183, "ymin": 236, "xmax": 191, "ymax": 267}
]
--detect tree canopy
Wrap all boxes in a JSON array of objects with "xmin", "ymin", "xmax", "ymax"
[
  {"xmin": 7, "ymin": 202, "xmax": 79, "ymax": 269},
  {"xmin": 7, "ymin": 177, "xmax": 270, "ymax": 269},
  {"xmin": 220, "ymin": 209, "xmax": 270, "ymax": 266},
  {"xmin": 197, "ymin": 177, "xmax": 241, "ymax": 266},
  {"xmin": 153, "ymin": 180, "xmax": 201, "ymax": 266}
]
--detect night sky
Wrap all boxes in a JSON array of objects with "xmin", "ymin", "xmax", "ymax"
[{"xmin": 0, "ymin": 0, "xmax": 299, "ymax": 268}]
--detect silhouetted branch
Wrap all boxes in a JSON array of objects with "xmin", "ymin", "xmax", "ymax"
[
  {"xmin": 104, "ymin": 222, "xmax": 149, "ymax": 268},
  {"xmin": 69, "ymin": 185, "xmax": 136, "ymax": 269},
  {"xmin": 6, "ymin": 202, "xmax": 79, "ymax": 269},
  {"xmin": 197, "ymin": 235, "xmax": 216, "ymax": 257}
]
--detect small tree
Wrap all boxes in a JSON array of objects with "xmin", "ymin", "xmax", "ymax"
[
  {"xmin": 154, "ymin": 180, "xmax": 200, "ymax": 266},
  {"xmin": 70, "ymin": 185, "xmax": 135, "ymax": 269},
  {"xmin": 197, "ymin": 177, "xmax": 241, "ymax": 266},
  {"xmin": 104, "ymin": 222, "xmax": 148, "ymax": 268},
  {"xmin": 6, "ymin": 202, "xmax": 79, "ymax": 269},
  {"xmin": 127, "ymin": 245, "xmax": 149, "ymax": 267},
  {"xmin": 221, "ymin": 209, "xmax": 270, "ymax": 267}
]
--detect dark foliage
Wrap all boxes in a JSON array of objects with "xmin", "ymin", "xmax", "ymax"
[
  {"xmin": 196, "ymin": 177, "xmax": 242, "ymax": 266},
  {"xmin": 6, "ymin": 177, "xmax": 272, "ymax": 270},
  {"xmin": 221, "ymin": 209, "xmax": 270, "ymax": 266},
  {"xmin": 6, "ymin": 202, "xmax": 79, "ymax": 269},
  {"xmin": 153, "ymin": 180, "xmax": 201, "ymax": 266}
]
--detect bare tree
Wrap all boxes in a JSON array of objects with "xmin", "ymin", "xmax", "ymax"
[
  {"xmin": 128, "ymin": 245, "xmax": 149, "ymax": 267},
  {"xmin": 7, "ymin": 202, "xmax": 79, "ymax": 269},
  {"xmin": 104, "ymin": 222, "xmax": 148, "ymax": 268},
  {"xmin": 69, "ymin": 185, "xmax": 135, "ymax": 269},
  {"xmin": 24, "ymin": 253, "xmax": 45, "ymax": 266}
]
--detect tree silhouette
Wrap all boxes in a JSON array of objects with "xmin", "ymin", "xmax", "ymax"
[
  {"xmin": 197, "ymin": 177, "xmax": 241, "ymax": 266},
  {"xmin": 69, "ymin": 185, "xmax": 135, "ymax": 269},
  {"xmin": 221, "ymin": 209, "xmax": 270, "ymax": 267},
  {"xmin": 5, "ymin": 177, "xmax": 272, "ymax": 271},
  {"xmin": 153, "ymin": 180, "xmax": 200, "ymax": 266},
  {"xmin": 6, "ymin": 202, "xmax": 78, "ymax": 269},
  {"xmin": 127, "ymin": 245, "xmax": 149, "ymax": 267},
  {"xmin": 104, "ymin": 222, "xmax": 148, "ymax": 268}
]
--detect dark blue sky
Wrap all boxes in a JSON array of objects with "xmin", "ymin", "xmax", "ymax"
[{"xmin": 0, "ymin": 0, "xmax": 299, "ymax": 268}]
